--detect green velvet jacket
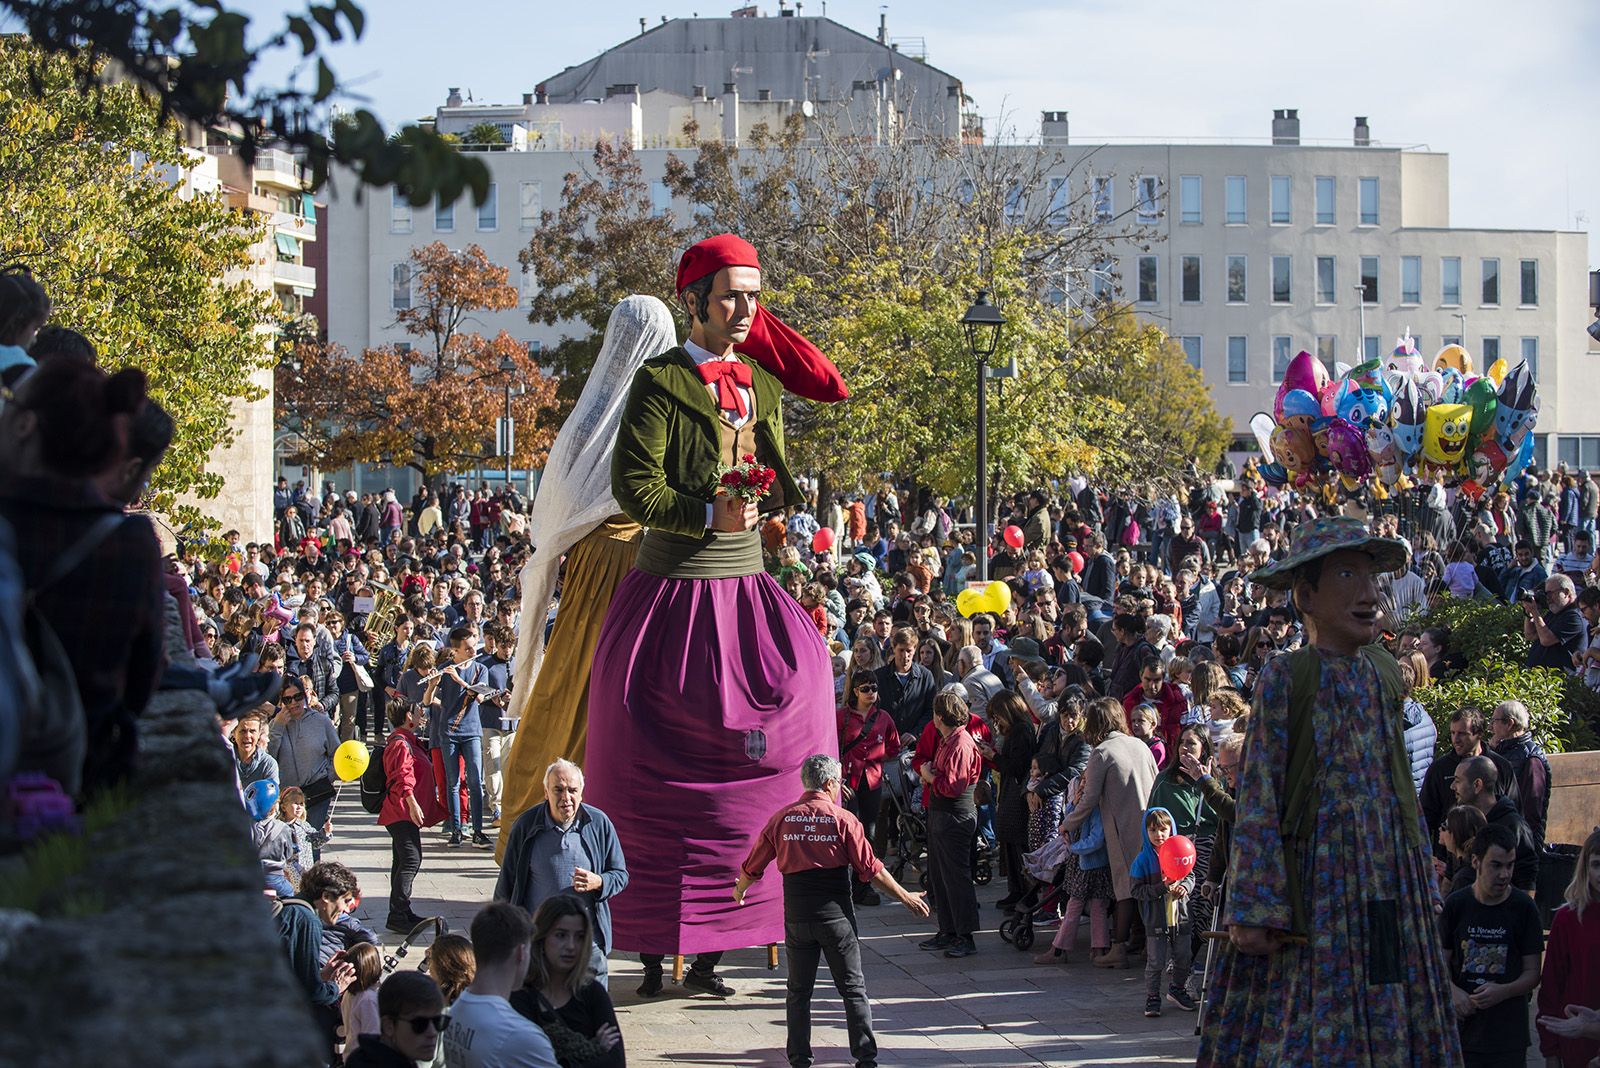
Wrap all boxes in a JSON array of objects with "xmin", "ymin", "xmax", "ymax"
[{"xmin": 610, "ymin": 346, "xmax": 800, "ymax": 538}]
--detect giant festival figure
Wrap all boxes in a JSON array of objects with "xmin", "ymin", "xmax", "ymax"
[{"xmin": 584, "ymin": 235, "xmax": 848, "ymax": 982}]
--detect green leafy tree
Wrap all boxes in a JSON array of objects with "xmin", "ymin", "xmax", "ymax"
[
  {"xmin": 3, "ymin": 0, "xmax": 488, "ymax": 205},
  {"xmin": 462, "ymin": 122, "xmax": 506, "ymax": 146},
  {"xmin": 0, "ymin": 40, "xmax": 278, "ymax": 531}
]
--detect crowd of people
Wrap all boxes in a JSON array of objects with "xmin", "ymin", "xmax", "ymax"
[{"xmin": 8, "ymin": 249, "xmax": 1600, "ymax": 1067}]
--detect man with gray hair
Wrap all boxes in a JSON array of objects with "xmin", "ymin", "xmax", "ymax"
[
  {"xmin": 1490, "ymin": 699, "xmax": 1552, "ymax": 850},
  {"xmin": 494, "ymin": 758, "xmax": 629, "ymax": 988},
  {"xmin": 1522, "ymin": 572, "xmax": 1588, "ymax": 671},
  {"xmin": 736, "ymin": 754, "xmax": 928, "ymax": 1068}
]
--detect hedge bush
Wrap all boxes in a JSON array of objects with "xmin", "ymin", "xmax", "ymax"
[{"xmin": 1409, "ymin": 595, "xmax": 1598, "ymax": 756}]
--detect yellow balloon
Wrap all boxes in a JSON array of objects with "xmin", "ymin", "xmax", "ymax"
[
  {"xmin": 1433, "ymin": 344, "xmax": 1473, "ymax": 376},
  {"xmin": 1485, "ymin": 357, "xmax": 1509, "ymax": 387},
  {"xmin": 333, "ymin": 739, "xmax": 370, "ymax": 782},
  {"xmin": 984, "ymin": 580, "xmax": 1012, "ymax": 612},
  {"xmin": 956, "ymin": 588, "xmax": 983, "ymax": 617}
]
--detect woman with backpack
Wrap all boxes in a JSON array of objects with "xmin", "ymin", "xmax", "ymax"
[{"xmin": 378, "ymin": 700, "xmax": 448, "ymax": 934}]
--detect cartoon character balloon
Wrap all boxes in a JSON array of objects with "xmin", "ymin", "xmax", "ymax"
[
  {"xmin": 1434, "ymin": 343, "xmax": 1473, "ymax": 376},
  {"xmin": 1390, "ymin": 379, "xmax": 1426, "ymax": 463},
  {"xmin": 1420, "ymin": 402, "xmax": 1472, "ymax": 479},
  {"xmin": 1326, "ymin": 417, "xmax": 1373, "ymax": 485},
  {"xmin": 1494, "ymin": 361, "xmax": 1538, "ymax": 447},
  {"xmin": 1367, "ymin": 424, "xmax": 1400, "ymax": 486}
]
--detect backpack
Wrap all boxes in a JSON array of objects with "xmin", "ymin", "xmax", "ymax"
[
  {"xmin": 12, "ymin": 514, "xmax": 124, "ymax": 798},
  {"xmin": 359, "ymin": 739, "xmax": 388, "ymax": 814}
]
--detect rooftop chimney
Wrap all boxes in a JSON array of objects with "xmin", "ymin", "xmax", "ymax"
[
  {"xmin": 535, "ymin": 84, "xmax": 548, "ymax": 105},
  {"xmin": 1041, "ymin": 110, "xmax": 1069, "ymax": 145},
  {"xmin": 878, "ymin": 11, "xmax": 887, "ymax": 44},
  {"xmin": 446, "ymin": 87, "xmax": 463, "ymax": 108},
  {"xmin": 692, "ymin": 85, "xmax": 707, "ymax": 100},
  {"xmin": 758, "ymin": 88, "xmax": 772, "ymax": 101},
  {"xmin": 1354, "ymin": 115, "xmax": 1371, "ymax": 146},
  {"xmin": 522, "ymin": 92, "xmax": 534, "ymax": 106},
  {"xmin": 1271, "ymin": 108, "xmax": 1300, "ymax": 145},
  {"xmin": 639, "ymin": 16, "xmax": 647, "ymax": 33},
  {"xmin": 722, "ymin": 82, "xmax": 739, "ymax": 145}
]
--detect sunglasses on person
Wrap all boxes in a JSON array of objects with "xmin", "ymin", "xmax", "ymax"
[
  {"xmin": 392, "ymin": 1013, "xmax": 449, "ymax": 1034},
  {"xmin": 280, "ymin": 692, "xmax": 305, "ymax": 704},
  {"xmin": 855, "ymin": 683, "xmax": 879, "ymax": 693}
]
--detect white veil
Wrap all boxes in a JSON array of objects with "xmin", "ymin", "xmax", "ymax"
[{"xmin": 508, "ymin": 295, "xmax": 678, "ymax": 716}]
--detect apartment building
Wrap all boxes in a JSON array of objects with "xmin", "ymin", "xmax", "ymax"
[{"xmin": 322, "ymin": 12, "xmax": 1597, "ymax": 493}]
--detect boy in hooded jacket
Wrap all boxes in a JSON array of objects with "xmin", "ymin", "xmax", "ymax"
[{"xmin": 1131, "ymin": 806, "xmax": 1196, "ymax": 1016}]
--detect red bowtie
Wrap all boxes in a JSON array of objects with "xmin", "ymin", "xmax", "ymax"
[{"xmin": 696, "ymin": 359, "xmax": 753, "ymax": 420}]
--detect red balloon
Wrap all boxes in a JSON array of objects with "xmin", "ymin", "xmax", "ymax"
[
  {"xmin": 811, "ymin": 526, "xmax": 835, "ymax": 553},
  {"xmin": 1067, "ymin": 550, "xmax": 1084, "ymax": 574},
  {"xmin": 1158, "ymin": 834, "xmax": 1197, "ymax": 883},
  {"xmin": 1003, "ymin": 525, "xmax": 1024, "ymax": 549}
]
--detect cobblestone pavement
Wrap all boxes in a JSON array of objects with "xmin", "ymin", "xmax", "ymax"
[{"xmin": 331, "ymin": 787, "xmax": 1202, "ymax": 1066}]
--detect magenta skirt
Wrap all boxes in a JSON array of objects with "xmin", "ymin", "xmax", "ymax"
[{"xmin": 584, "ymin": 563, "xmax": 834, "ymax": 955}]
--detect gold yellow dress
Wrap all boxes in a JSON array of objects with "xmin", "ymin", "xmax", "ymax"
[{"xmin": 494, "ymin": 515, "xmax": 641, "ymax": 862}]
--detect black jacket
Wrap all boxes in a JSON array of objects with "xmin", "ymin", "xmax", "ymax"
[
  {"xmin": 1032, "ymin": 722, "xmax": 1091, "ymax": 800},
  {"xmin": 1493, "ymin": 733, "xmax": 1552, "ymax": 849},
  {"xmin": 873, "ymin": 662, "xmax": 937, "ymax": 736},
  {"xmin": 1484, "ymin": 796, "xmax": 1540, "ymax": 891},
  {"xmin": 343, "ymin": 1035, "xmax": 417, "ymax": 1068},
  {"xmin": 992, "ymin": 718, "xmax": 1038, "ymax": 846},
  {"xmin": 1419, "ymin": 747, "xmax": 1515, "ymax": 860}
]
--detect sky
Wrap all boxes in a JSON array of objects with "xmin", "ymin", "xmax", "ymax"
[{"xmin": 235, "ymin": 0, "xmax": 1594, "ymax": 266}]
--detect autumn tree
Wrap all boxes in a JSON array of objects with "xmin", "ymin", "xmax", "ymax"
[
  {"xmin": 0, "ymin": 40, "xmax": 279, "ymax": 531},
  {"xmin": 277, "ymin": 242, "xmax": 558, "ymax": 480}
]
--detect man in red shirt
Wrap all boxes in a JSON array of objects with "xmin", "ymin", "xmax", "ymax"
[{"xmin": 736, "ymin": 754, "xmax": 927, "ymax": 1068}]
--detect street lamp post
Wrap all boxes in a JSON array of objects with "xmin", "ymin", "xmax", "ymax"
[
  {"xmin": 498, "ymin": 353, "xmax": 517, "ymax": 495},
  {"xmin": 1354, "ymin": 283, "xmax": 1368, "ymax": 360},
  {"xmin": 961, "ymin": 290, "xmax": 1005, "ymax": 583},
  {"xmin": 1452, "ymin": 312, "xmax": 1467, "ymax": 348}
]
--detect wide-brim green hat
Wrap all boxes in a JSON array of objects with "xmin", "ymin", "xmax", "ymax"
[{"xmin": 1249, "ymin": 516, "xmax": 1408, "ymax": 591}]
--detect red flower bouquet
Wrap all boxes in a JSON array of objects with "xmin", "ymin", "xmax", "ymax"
[{"xmin": 714, "ymin": 452, "xmax": 777, "ymax": 503}]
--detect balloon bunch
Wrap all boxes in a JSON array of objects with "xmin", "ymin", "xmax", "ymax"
[
  {"xmin": 956, "ymin": 580, "xmax": 1013, "ymax": 618},
  {"xmin": 1251, "ymin": 333, "xmax": 1538, "ymax": 499}
]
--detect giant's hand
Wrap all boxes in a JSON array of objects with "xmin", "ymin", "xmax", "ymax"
[
  {"xmin": 711, "ymin": 495, "xmax": 760, "ymax": 533},
  {"xmin": 1228, "ymin": 925, "xmax": 1286, "ymax": 956}
]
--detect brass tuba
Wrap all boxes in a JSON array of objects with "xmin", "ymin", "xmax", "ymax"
[{"xmin": 363, "ymin": 580, "xmax": 404, "ymax": 663}]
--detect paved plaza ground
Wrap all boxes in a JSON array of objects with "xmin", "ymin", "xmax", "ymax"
[{"xmin": 331, "ymin": 789, "xmax": 1202, "ymax": 1067}]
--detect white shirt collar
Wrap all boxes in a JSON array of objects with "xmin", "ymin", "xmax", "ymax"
[{"xmin": 684, "ymin": 338, "xmax": 738, "ymax": 365}]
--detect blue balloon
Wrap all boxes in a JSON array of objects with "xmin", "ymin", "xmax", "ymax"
[
  {"xmin": 1280, "ymin": 389, "xmax": 1321, "ymax": 419},
  {"xmin": 1257, "ymin": 461, "xmax": 1289, "ymax": 487},
  {"xmin": 244, "ymin": 778, "xmax": 280, "ymax": 821}
]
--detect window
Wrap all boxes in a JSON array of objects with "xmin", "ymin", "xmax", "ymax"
[
  {"xmin": 1521, "ymin": 337, "xmax": 1539, "ymax": 380},
  {"xmin": 1000, "ymin": 183, "xmax": 1024, "ymax": 225},
  {"xmin": 1091, "ymin": 258, "xmax": 1114, "ymax": 300},
  {"xmin": 1225, "ymin": 176, "xmax": 1247, "ymax": 224},
  {"xmin": 1314, "ymin": 176, "xmax": 1335, "ymax": 225},
  {"xmin": 1271, "ymin": 255, "xmax": 1291, "ymax": 303},
  {"xmin": 1520, "ymin": 259, "xmax": 1538, "ymax": 306},
  {"xmin": 1272, "ymin": 335, "xmax": 1293, "ymax": 382},
  {"xmin": 650, "ymin": 180, "xmax": 673, "ymax": 218},
  {"xmin": 1228, "ymin": 336, "xmax": 1247, "ymax": 383},
  {"xmin": 390, "ymin": 263, "xmax": 412, "ymax": 310},
  {"xmin": 476, "ymin": 182, "xmax": 497, "ymax": 230},
  {"xmin": 519, "ymin": 181, "xmax": 543, "ymax": 230},
  {"xmin": 1532, "ymin": 435, "xmax": 1549, "ymax": 472},
  {"xmin": 1046, "ymin": 176, "xmax": 1071, "ymax": 226},
  {"xmin": 1137, "ymin": 255, "xmax": 1158, "ymax": 303},
  {"xmin": 1363, "ymin": 336, "xmax": 1380, "ymax": 361},
  {"xmin": 1226, "ymin": 255, "xmax": 1247, "ymax": 303},
  {"xmin": 1360, "ymin": 256, "xmax": 1379, "ymax": 303},
  {"xmin": 1180, "ymin": 336, "xmax": 1202, "ymax": 370},
  {"xmin": 1441, "ymin": 257, "xmax": 1461, "ymax": 306},
  {"xmin": 389, "ymin": 189, "xmax": 412, "ymax": 234},
  {"xmin": 1401, "ymin": 256, "xmax": 1421, "ymax": 304},
  {"xmin": 520, "ymin": 264, "xmax": 538, "ymax": 307},
  {"xmin": 1316, "ymin": 335, "xmax": 1337, "ymax": 371},
  {"xmin": 526, "ymin": 339, "xmax": 542, "ymax": 358},
  {"xmin": 1092, "ymin": 176, "xmax": 1113, "ymax": 221},
  {"xmin": 1358, "ymin": 177, "xmax": 1378, "ymax": 225},
  {"xmin": 1136, "ymin": 175, "xmax": 1160, "ymax": 223},
  {"xmin": 1558, "ymin": 437, "xmax": 1600, "ymax": 470},
  {"xmin": 1482, "ymin": 336, "xmax": 1500, "ymax": 364},
  {"xmin": 1315, "ymin": 256, "xmax": 1336, "ymax": 304},
  {"xmin": 1181, "ymin": 256, "xmax": 1201, "ymax": 303},
  {"xmin": 1442, "ymin": 335, "xmax": 1462, "ymax": 348},
  {"xmin": 1270, "ymin": 175, "xmax": 1291, "ymax": 224},
  {"xmin": 1179, "ymin": 175, "xmax": 1202, "ymax": 224},
  {"xmin": 1481, "ymin": 258, "xmax": 1500, "ymax": 305},
  {"xmin": 434, "ymin": 195, "xmax": 454, "ymax": 232}
]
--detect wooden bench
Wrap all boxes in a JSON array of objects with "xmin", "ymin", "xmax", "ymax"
[{"xmin": 1547, "ymin": 751, "xmax": 1600, "ymax": 847}]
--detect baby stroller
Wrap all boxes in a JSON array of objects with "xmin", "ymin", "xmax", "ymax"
[
  {"xmin": 881, "ymin": 747, "xmax": 992, "ymax": 891},
  {"xmin": 998, "ymin": 835, "xmax": 1069, "ymax": 951}
]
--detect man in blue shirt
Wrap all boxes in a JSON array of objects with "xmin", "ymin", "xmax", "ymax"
[
  {"xmin": 476, "ymin": 622, "xmax": 514, "ymax": 825},
  {"xmin": 1501, "ymin": 541, "xmax": 1548, "ymax": 604},
  {"xmin": 494, "ymin": 759, "xmax": 629, "ymax": 989},
  {"xmin": 436, "ymin": 625, "xmax": 489, "ymax": 849}
]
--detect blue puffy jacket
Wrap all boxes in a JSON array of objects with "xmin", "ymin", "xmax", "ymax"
[
  {"xmin": 1402, "ymin": 698, "xmax": 1437, "ymax": 793},
  {"xmin": 1065, "ymin": 801, "xmax": 1109, "ymax": 870}
]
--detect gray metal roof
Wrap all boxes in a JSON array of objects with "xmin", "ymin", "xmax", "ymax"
[{"xmin": 538, "ymin": 15, "xmax": 961, "ymax": 127}]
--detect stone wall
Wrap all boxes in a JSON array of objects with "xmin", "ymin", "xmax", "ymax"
[{"xmin": 0, "ymin": 690, "xmax": 324, "ymax": 1068}]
